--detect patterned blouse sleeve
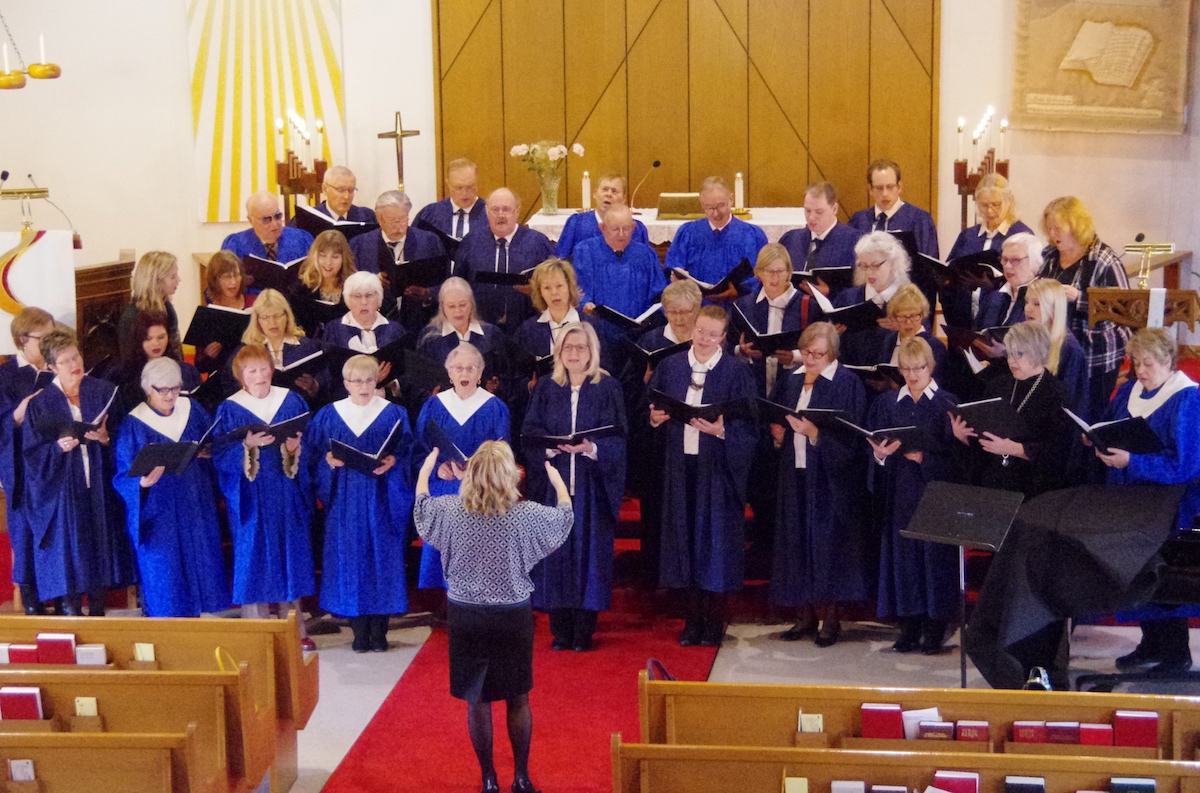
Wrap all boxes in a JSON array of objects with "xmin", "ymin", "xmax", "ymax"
[
  {"xmin": 516, "ymin": 502, "xmax": 574, "ymax": 571},
  {"xmin": 413, "ymin": 492, "xmax": 450, "ymax": 552}
]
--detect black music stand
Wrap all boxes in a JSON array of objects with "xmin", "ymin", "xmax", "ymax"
[{"xmin": 902, "ymin": 481, "xmax": 1025, "ymax": 688}]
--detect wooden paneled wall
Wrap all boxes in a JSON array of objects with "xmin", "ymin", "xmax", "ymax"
[{"xmin": 432, "ymin": 0, "xmax": 939, "ymax": 222}]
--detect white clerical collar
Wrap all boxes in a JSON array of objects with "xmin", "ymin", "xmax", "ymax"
[
  {"xmin": 757, "ymin": 286, "xmax": 797, "ymax": 306},
  {"xmin": 436, "ymin": 387, "xmax": 493, "ymax": 425},
  {"xmin": 228, "ymin": 385, "xmax": 290, "ymax": 424},
  {"xmin": 687, "ymin": 347, "xmax": 722, "ymax": 371},
  {"xmin": 441, "ymin": 321, "xmax": 484, "ymax": 338},
  {"xmin": 333, "ymin": 395, "xmax": 390, "ymax": 437},
  {"xmin": 899, "ymin": 380, "xmax": 939, "ymax": 403},
  {"xmin": 342, "ymin": 311, "xmax": 389, "ymax": 332},
  {"xmin": 978, "ymin": 221, "xmax": 1012, "ymax": 238},
  {"xmin": 876, "ymin": 200, "xmax": 905, "ymax": 220},
  {"xmin": 866, "ymin": 281, "xmax": 901, "ymax": 303},
  {"xmin": 1128, "ymin": 370, "xmax": 1197, "ymax": 419},
  {"xmin": 664, "ymin": 325, "xmax": 684, "ymax": 344},
  {"xmin": 708, "ymin": 216, "xmax": 733, "ymax": 233},
  {"xmin": 130, "ymin": 398, "xmax": 192, "ymax": 442},
  {"xmin": 538, "ymin": 307, "xmax": 580, "ymax": 325}
]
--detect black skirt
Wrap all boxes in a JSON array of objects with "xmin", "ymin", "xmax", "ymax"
[{"xmin": 447, "ymin": 598, "xmax": 535, "ymax": 702}]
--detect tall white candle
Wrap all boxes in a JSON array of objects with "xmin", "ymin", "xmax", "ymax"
[
  {"xmin": 39, "ymin": 34, "xmax": 45, "ymax": 64},
  {"xmin": 734, "ymin": 173, "xmax": 745, "ymax": 210},
  {"xmin": 315, "ymin": 119, "xmax": 324, "ymax": 159},
  {"xmin": 581, "ymin": 171, "xmax": 591, "ymax": 211},
  {"xmin": 971, "ymin": 136, "xmax": 979, "ymax": 171},
  {"xmin": 999, "ymin": 119, "xmax": 1008, "ymax": 161},
  {"xmin": 957, "ymin": 118, "xmax": 965, "ymax": 160},
  {"xmin": 3, "ymin": 44, "xmax": 8, "ymax": 73}
]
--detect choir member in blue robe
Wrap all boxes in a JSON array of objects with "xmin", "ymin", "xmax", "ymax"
[
  {"xmin": 663, "ymin": 177, "xmax": 766, "ymax": 299},
  {"xmin": 414, "ymin": 343, "xmax": 511, "ymax": 589},
  {"xmin": 225, "ymin": 289, "xmax": 328, "ymax": 408},
  {"xmin": 412, "ymin": 157, "xmax": 486, "ymax": 240},
  {"xmin": 22, "ymin": 330, "xmax": 134, "ymax": 613},
  {"xmin": 0, "ymin": 308, "xmax": 55, "ymax": 612},
  {"xmin": 112, "ymin": 311, "xmax": 203, "ymax": 433},
  {"xmin": 778, "ymin": 181, "xmax": 862, "ymax": 301},
  {"xmin": 866, "ymin": 337, "xmax": 960, "ymax": 653},
  {"xmin": 574, "ymin": 205, "xmax": 668, "ymax": 351},
  {"xmin": 768, "ymin": 322, "xmax": 870, "ymax": 647},
  {"xmin": 297, "ymin": 165, "xmax": 376, "ymax": 224},
  {"xmin": 521, "ymin": 323, "xmax": 627, "ymax": 650},
  {"xmin": 416, "ymin": 277, "xmax": 506, "ymax": 394},
  {"xmin": 305, "ymin": 354, "xmax": 414, "ymax": 653},
  {"xmin": 456, "ymin": 188, "xmax": 555, "ymax": 332},
  {"xmin": 554, "ymin": 174, "xmax": 649, "ymax": 256},
  {"xmin": 647, "ymin": 305, "xmax": 757, "ymax": 646},
  {"xmin": 112, "ymin": 359, "xmax": 229, "ymax": 617},
  {"xmin": 831, "ymin": 231, "xmax": 912, "ymax": 367},
  {"xmin": 847, "ymin": 160, "xmax": 939, "ymax": 257},
  {"xmin": 118, "ymin": 251, "xmax": 183, "ymax": 370},
  {"xmin": 349, "ymin": 190, "xmax": 448, "ymax": 335},
  {"xmin": 1095, "ymin": 329, "xmax": 1200, "ymax": 673},
  {"xmin": 321, "ymin": 271, "xmax": 407, "ymax": 350},
  {"xmin": 221, "ymin": 191, "xmax": 313, "ymax": 263},
  {"xmin": 873, "ymin": 284, "xmax": 947, "ymax": 394},
  {"xmin": 213, "ymin": 345, "xmax": 316, "ymax": 646},
  {"xmin": 975, "ymin": 233, "xmax": 1043, "ymax": 333},
  {"xmin": 513, "ymin": 260, "xmax": 598, "ymax": 360},
  {"xmin": 950, "ymin": 322, "xmax": 1072, "ymax": 498}
]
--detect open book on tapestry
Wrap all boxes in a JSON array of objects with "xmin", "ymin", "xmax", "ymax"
[{"xmin": 1059, "ymin": 20, "xmax": 1155, "ymax": 88}]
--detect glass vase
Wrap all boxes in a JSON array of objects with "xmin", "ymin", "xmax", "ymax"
[{"xmin": 538, "ymin": 172, "xmax": 561, "ymax": 216}]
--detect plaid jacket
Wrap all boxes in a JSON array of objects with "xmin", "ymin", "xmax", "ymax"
[{"xmin": 1040, "ymin": 239, "xmax": 1131, "ymax": 373}]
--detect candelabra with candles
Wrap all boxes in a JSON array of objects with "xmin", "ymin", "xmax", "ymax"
[
  {"xmin": 953, "ymin": 107, "xmax": 1009, "ymax": 230},
  {"xmin": 0, "ymin": 10, "xmax": 62, "ymax": 90},
  {"xmin": 275, "ymin": 114, "xmax": 327, "ymax": 220}
]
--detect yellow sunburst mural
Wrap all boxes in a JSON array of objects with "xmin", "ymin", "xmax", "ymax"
[{"xmin": 188, "ymin": 0, "xmax": 344, "ymax": 222}]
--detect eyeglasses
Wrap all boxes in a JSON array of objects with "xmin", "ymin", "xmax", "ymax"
[
  {"xmin": 21, "ymin": 332, "xmax": 46, "ymax": 343},
  {"xmin": 560, "ymin": 343, "xmax": 589, "ymax": 354},
  {"xmin": 151, "ymin": 385, "xmax": 182, "ymax": 396},
  {"xmin": 762, "ymin": 267, "xmax": 791, "ymax": 277},
  {"xmin": 856, "ymin": 260, "xmax": 887, "ymax": 272},
  {"xmin": 665, "ymin": 308, "xmax": 695, "ymax": 318},
  {"xmin": 799, "ymin": 347, "xmax": 829, "ymax": 359},
  {"xmin": 325, "ymin": 184, "xmax": 356, "ymax": 195},
  {"xmin": 257, "ymin": 212, "xmax": 284, "ymax": 224},
  {"xmin": 344, "ymin": 378, "xmax": 377, "ymax": 386},
  {"xmin": 898, "ymin": 363, "xmax": 928, "ymax": 374},
  {"xmin": 258, "ymin": 312, "xmax": 287, "ymax": 322},
  {"xmin": 1000, "ymin": 256, "xmax": 1029, "ymax": 267},
  {"xmin": 1005, "ymin": 350, "xmax": 1027, "ymax": 360},
  {"xmin": 893, "ymin": 312, "xmax": 924, "ymax": 322},
  {"xmin": 448, "ymin": 364, "xmax": 481, "ymax": 374}
]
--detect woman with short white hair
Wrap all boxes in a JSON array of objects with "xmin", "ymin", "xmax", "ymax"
[
  {"xmin": 112, "ymin": 357, "xmax": 229, "ymax": 617},
  {"xmin": 322, "ymin": 270, "xmax": 407, "ymax": 353},
  {"xmin": 832, "ymin": 231, "xmax": 912, "ymax": 366}
]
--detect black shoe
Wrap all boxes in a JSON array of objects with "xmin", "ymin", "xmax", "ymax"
[
  {"xmin": 511, "ymin": 778, "xmax": 540, "ymax": 793},
  {"xmin": 919, "ymin": 619, "xmax": 947, "ymax": 654},
  {"xmin": 550, "ymin": 637, "xmax": 570, "ymax": 650},
  {"xmin": 814, "ymin": 619, "xmax": 841, "ymax": 648},
  {"xmin": 1149, "ymin": 655, "xmax": 1193, "ymax": 674},
  {"xmin": 572, "ymin": 637, "xmax": 593, "ymax": 652},
  {"xmin": 891, "ymin": 619, "xmax": 921, "ymax": 653},
  {"xmin": 1022, "ymin": 666, "xmax": 1052, "ymax": 690},
  {"xmin": 779, "ymin": 618, "xmax": 818, "ymax": 642},
  {"xmin": 677, "ymin": 617, "xmax": 702, "ymax": 646},
  {"xmin": 18, "ymin": 585, "xmax": 44, "ymax": 616},
  {"xmin": 698, "ymin": 619, "xmax": 725, "ymax": 647},
  {"xmin": 480, "ymin": 779, "xmax": 500, "ymax": 793},
  {"xmin": 352, "ymin": 640, "xmax": 369, "ymax": 654},
  {"xmin": 370, "ymin": 638, "xmax": 389, "ymax": 652},
  {"xmin": 1116, "ymin": 643, "xmax": 1158, "ymax": 670}
]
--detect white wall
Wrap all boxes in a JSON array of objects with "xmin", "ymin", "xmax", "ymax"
[
  {"xmin": 937, "ymin": 1, "xmax": 1200, "ymax": 291},
  {"xmin": 0, "ymin": 1, "xmax": 438, "ymax": 331}
]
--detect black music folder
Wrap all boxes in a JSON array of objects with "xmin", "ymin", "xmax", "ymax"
[
  {"xmin": 730, "ymin": 303, "xmax": 802, "ymax": 353},
  {"xmin": 183, "ymin": 304, "xmax": 253, "ymax": 348},
  {"xmin": 384, "ymin": 255, "xmax": 451, "ymax": 290},
  {"xmin": 835, "ymin": 417, "xmax": 931, "ymax": 451},
  {"xmin": 293, "ymin": 203, "xmax": 379, "ymax": 241},
  {"xmin": 473, "ymin": 267, "xmax": 537, "ymax": 286},
  {"xmin": 951, "ymin": 396, "xmax": 1032, "ymax": 440},
  {"xmin": 330, "ymin": 420, "xmax": 406, "ymax": 475},
  {"xmin": 413, "ymin": 217, "xmax": 462, "ymax": 258},
  {"xmin": 241, "ymin": 254, "xmax": 304, "ymax": 293},
  {"xmin": 648, "ymin": 390, "xmax": 751, "ymax": 423},
  {"xmin": 668, "ymin": 257, "xmax": 754, "ymax": 295},
  {"xmin": 944, "ymin": 249, "xmax": 1004, "ymax": 291},
  {"xmin": 322, "ymin": 339, "xmax": 408, "ymax": 384},
  {"xmin": 755, "ymin": 397, "xmax": 847, "ymax": 429},
  {"xmin": 624, "ymin": 339, "xmax": 690, "ymax": 371},
  {"xmin": 125, "ymin": 438, "xmax": 206, "ymax": 478},
  {"xmin": 36, "ymin": 389, "xmax": 116, "ymax": 442},
  {"xmin": 593, "ymin": 303, "xmax": 666, "ymax": 335},
  {"xmin": 943, "ymin": 324, "xmax": 1011, "ymax": 353},
  {"xmin": 1064, "ymin": 408, "xmax": 1165, "ymax": 456},
  {"xmin": 842, "ymin": 363, "xmax": 906, "ymax": 388},
  {"xmin": 522, "ymin": 424, "xmax": 622, "ymax": 449},
  {"xmin": 423, "ymin": 417, "xmax": 469, "ymax": 466},
  {"xmin": 221, "ymin": 411, "xmax": 309, "ymax": 443},
  {"xmin": 271, "ymin": 349, "xmax": 326, "ymax": 388}
]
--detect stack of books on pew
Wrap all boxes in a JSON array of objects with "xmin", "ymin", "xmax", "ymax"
[{"xmin": 0, "ymin": 634, "xmax": 108, "ymax": 666}]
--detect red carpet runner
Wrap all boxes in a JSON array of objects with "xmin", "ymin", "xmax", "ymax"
[{"xmin": 322, "ymin": 605, "xmax": 717, "ymax": 793}]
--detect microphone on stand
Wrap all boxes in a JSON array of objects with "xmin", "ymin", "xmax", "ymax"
[
  {"xmin": 27, "ymin": 173, "xmax": 83, "ymax": 249},
  {"xmin": 629, "ymin": 160, "xmax": 661, "ymax": 214},
  {"xmin": 1135, "ymin": 232, "xmax": 1146, "ymax": 243}
]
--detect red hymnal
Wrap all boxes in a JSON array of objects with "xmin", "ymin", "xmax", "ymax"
[
  {"xmin": 36, "ymin": 632, "xmax": 76, "ymax": 664},
  {"xmin": 932, "ymin": 770, "xmax": 980, "ymax": 793},
  {"xmin": 956, "ymin": 720, "xmax": 990, "ymax": 742},
  {"xmin": 860, "ymin": 703, "xmax": 904, "ymax": 739},
  {"xmin": 1012, "ymin": 721, "xmax": 1047, "ymax": 743},
  {"xmin": 1045, "ymin": 721, "xmax": 1080, "ymax": 744},
  {"xmin": 1080, "ymin": 723, "xmax": 1114, "ymax": 745},
  {"xmin": 1113, "ymin": 710, "xmax": 1158, "ymax": 748},
  {"xmin": 7, "ymin": 644, "xmax": 38, "ymax": 664},
  {"xmin": 0, "ymin": 686, "xmax": 44, "ymax": 720}
]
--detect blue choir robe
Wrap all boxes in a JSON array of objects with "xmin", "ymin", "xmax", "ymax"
[
  {"xmin": 221, "ymin": 337, "xmax": 330, "ymax": 410},
  {"xmin": 23, "ymin": 376, "xmax": 136, "ymax": 601},
  {"xmin": 663, "ymin": 217, "xmax": 766, "ymax": 293},
  {"xmin": 522, "ymin": 374, "xmax": 627, "ymax": 611},
  {"xmin": 778, "ymin": 222, "xmax": 863, "ymax": 300},
  {"xmin": 732, "ymin": 287, "xmax": 810, "ymax": 398},
  {"xmin": 848, "ymin": 202, "xmax": 939, "ymax": 258},
  {"xmin": 111, "ymin": 360, "xmax": 203, "ymax": 436},
  {"xmin": 456, "ymin": 225, "xmax": 555, "ymax": 331},
  {"xmin": 348, "ymin": 227, "xmax": 449, "ymax": 334},
  {"xmin": 304, "ymin": 396, "xmax": 413, "ymax": 616},
  {"xmin": 1055, "ymin": 333, "xmax": 1090, "ymax": 419},
  {"xmin": 976, "ymin": 282, "xmax": 1030, "ymax": 330},
  {"xmin": 220, "ymin": 227, "xmax": 314, "ymax": 263},
  {"xmin": 1103, "ymin": 374, "xmax": 1200, "ymax": 620},
  {"xmin": 878, "ymin": 330, "xmax": 948, "ymax": 385},
  {"xmin": 941, "ymin": 221, "xmax": 1034, "ymax": 330},
  {"xmin": 321, "ymin": 313, "xmax": 407, "ymax": 351},
  {"xmin": 213, "ymin": 387, "xmax": 315, "ymax": 604},
  {"xmin": 414, "ymin": 390, "xmax": 510, "ymax": 587},
  {"xmin": 512, "ymin": 308, "xmax": 598, "ymax": 360},
  {"xmin": 868, "ymin": 383, "xmax": 960, "ymax": 620},
  {"xmin": 833, "ymin": 284, "xmax": 896, "ymax": 367},
  {"xmin": 416, "ymin": 321, "xmax": 504, "ymax": 366},
  {"xmin": 647, "ymin": 350, "xmax": 757, "ymax": 592},
  {"xmin": 769, "ymin": 361, "xmax": 871, "ymax": 606},
  {"xmin": 555, "ymin": 211, "xmax": 650, "ymax": 257},
  {"xmin": 572, "ymin": 238, "xmax": 667, "ymax": 343},
  {"xmin": 112, "ymin": 399, "xmax": 229, "ymax": 616},
  {"xmin": 413, "ymin": 197, "xmax": 487, "ymax": 240},
  {"xmin": 0, "ymin": 357, "xmax": 53, "ymax": 585}
]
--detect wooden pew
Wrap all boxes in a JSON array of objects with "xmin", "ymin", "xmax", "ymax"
[
  {"xmin": 0, "ymin": 614, "xmax": 314, "ymax": 793},
  {"xmin": 638, "ymin": 671, "xmax": 1200, "ymax": 759},
  {"xmin": 0, "ymin": 727, "xmax": 205, "ymax": 793},
  {"xmin": 612, "ymin": 737, "xmax": 1200, "ymax": 793},
  {"xmin": 0, "ymin": 666, "xmax": 266, "ymax": 793}
]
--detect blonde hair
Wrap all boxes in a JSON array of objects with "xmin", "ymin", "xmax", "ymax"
[
  {"xmin": 1127, "ymin": 327, "xmax": 1177, "ymax": 371},
  {"xmin": 529, "ymin": 258, "xmax": 581, "ymax": 312},
  {"xmin": 886, "ymin": 282, "xmax": 929, "ymax": 320},
  {"xmin": 429, "ymin": 277, "xmax": 479, "ymax": 331},
  {"xmin": 551, "ymin": 323, "xmax": 604, "ymax": 386},
  {"xmin": 459, "ymin": 440, "xmax": 521, "ymax": 515},
  {"xmin": 243, "ymin": 288, "xmax": 305, "ymax": 344},
  {"xmin": 342, "ymin": 353, "xmax": 380, "ymax": 383},
  {"xmin": 1041, "ymin": 196, "xmax": 1097, "ymax": 249},
  {"xmin": 661, "ymin": 280, "xmax": 702, "ymax": 313},
  {"xmin": 299, "ymin": 230, "xmax": 356, "ymax": 290},
  {"xmin": 897, "ymin": 335, "xmax": 935, "ymax": 372},
  {"xmin": 1027, "ymin": 279, "xmax": 1068, "ymax": 374},
  {"xmin": 754, "ymin": 243, "xmax": 793, "ymax": 279},
  {"xmin": 975, "ymin": 173, "xmax": 1018, "ymax": 226},
  {"xmin": 10, "ymin": 306, "xmax": 54, "ymax": 347},
  {"xmin": 131, "ymin": 251, "xmax": 178, "ymax": 312}
]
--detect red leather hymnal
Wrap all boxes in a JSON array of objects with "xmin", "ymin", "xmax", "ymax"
[
  {"xmin": 0, "ymin": 687, "xmax": 44, "ymax": 720},
  {"xmin": 859, "ymin": 703, "xmax": 904, "ymax": 739}
]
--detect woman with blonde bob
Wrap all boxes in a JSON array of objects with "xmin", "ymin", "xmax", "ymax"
[
  {"xmin": 119, "ymin": 251, "xmax": 183, "ymax": 366},
  {"xmin": 288, "ymin": 229, "xmax": 356, "ymax": 337},
  {"xmin": 876, "ymin": 283, "xmax": 947, "ymax": 389},
  {"xmin": 415, "ymin": 439, "xmax": 573, "ymax": 793},
  {"xmin": 232, "ymin": 288, "xmax": 324, "ymax": 403},
  {"xmin": 522, "ymin": 322, "xmax": 627, "ymax": 651}
]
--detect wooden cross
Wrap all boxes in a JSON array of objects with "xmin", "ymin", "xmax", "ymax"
[{"xmin": 378, "ymin": 111, "xmax": 420, "ymax": 190}]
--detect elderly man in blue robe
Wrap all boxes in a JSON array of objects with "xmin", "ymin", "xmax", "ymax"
[
  {"xmin": 413, "ymin": 157, "xmax": 487, "ymax": 240},
  {"xmin": 555, "ymin": 174, "xmax": 650, "ymax": 257},
  {"xmin": 299, "ymin": 165, "xmax": 377, "ymax": 224},
  {"xmin": 456, "ymin": 187, "xmax": 555, "ymax": 332},
  {"xmin": 848, "ymin": 159, "xmax": 939, "ymax": 258},
  {"xmin": 778, "ymin": 181, "xmax": 862, "ymax": 300},
  {"xmin": 663, "ymin": 176, "xmax": 766, "ymax": 302},
  {"xmin": 576, "ymin": 205, "xmax": 667, "ymax": 344},
  {"xmin": 221, "ymin": 191, "xmax": 314, "ymax": 262},
  {"xmin": 350, "ymin": 190, "xmax": 448, "ymax": 333}
]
